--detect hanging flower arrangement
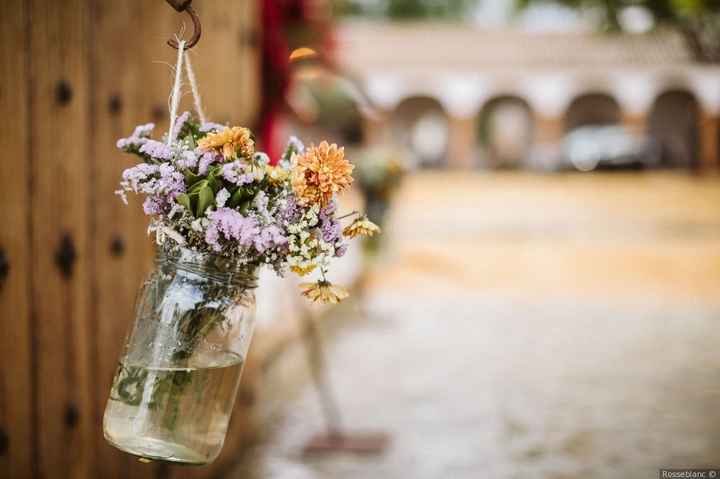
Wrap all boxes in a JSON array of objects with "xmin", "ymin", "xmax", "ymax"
[{"xmin": 116, "ymin": 114, "xmax": 378, "ymax": 302}]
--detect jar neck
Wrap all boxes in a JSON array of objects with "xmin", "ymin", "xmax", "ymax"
[{"xmin": 156, "ymin": 246, "xmax": 258, "ymax": 289}]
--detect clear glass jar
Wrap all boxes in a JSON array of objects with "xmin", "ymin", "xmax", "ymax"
[{"xmin": 103, "ymin": 247, "xmax": 257, "ymax": 465}]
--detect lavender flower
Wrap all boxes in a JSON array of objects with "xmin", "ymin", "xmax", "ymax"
[
  {"xmin": 143, "ymin": 197, "xmax": 164, "ymax": 215},
  {"xmin": 222, "ymin": 161, "xmax": 255, "ymax": 185},
  {"xmin": 116, "ymin": 123, "xmax": 155, "ymax": 150},
  {"xmin": 279, "ymin": 195, "xmax": 301, "ymax": 224},
  {"xmin": 200, "ymin": 121, "xmax": 226, "ymax": 133},
  {"xmin": 198, "ymin": 152, "xmax": 217, "ymax": 175},
  {"xmin": 139, "ymin": 140, "xmax": 173, "ymax": 161},
  {"xmin": 157, "ymin": 163, "xmax": 185, "ymax": 199},
  {"xmin": 335, "ymin": 244, "xmax": 348, "ymax": 257},
  {"xmin": 170, "ymin": 111, "xmax": 191, "ymax": 142},
  {"xmin": 253, "ymin": 225, "xmax": 287, "ymax": 253},
  {"xmin": 176, "ymin": 150, "xmax": 198, "ymax": 170},
  {"xmin": 205, "ymin": 208, "xmax": 260, "ymax": 251}
]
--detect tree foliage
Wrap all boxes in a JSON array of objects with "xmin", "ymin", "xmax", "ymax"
[
  {"xmin": 515, "ymin": 0, "xmax": 720, "ymax": 62},
  {"xmin": 333, "ymin": 0, "xmax": 479, "ymax": 20}
]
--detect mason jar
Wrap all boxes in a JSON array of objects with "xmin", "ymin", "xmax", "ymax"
[{"xmin": 103, "ymin": 247, "xmax": 257, "ymax": 465}]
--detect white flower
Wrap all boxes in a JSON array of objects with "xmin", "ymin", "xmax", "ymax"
[{"xmin": 216, "ymin": 188, "xmax": 230, "ymax": 208}]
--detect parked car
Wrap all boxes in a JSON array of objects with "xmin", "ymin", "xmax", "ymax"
[{"xmin": 560, "ymin": 126, "xmax": 660, "ymax": 171}]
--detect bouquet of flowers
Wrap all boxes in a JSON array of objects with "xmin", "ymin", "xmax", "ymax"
[
  {"xmin": 116, "ymin": 112, "xmax": 379, "ymax": 304},
  {"xmin": 354, "ymin": 146, "xmax": 409, "ymax": 201}
]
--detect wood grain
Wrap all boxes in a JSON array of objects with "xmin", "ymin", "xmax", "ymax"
[
  {"xmin": 0, "ymin": 0, "xmax": 34, "ymax": 477},
  {"xmin": 28, "ymin": 1, "xmax": 94, "ymax": 477}
]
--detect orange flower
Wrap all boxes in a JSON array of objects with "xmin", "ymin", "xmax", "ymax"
[
  {"xmin": 197, "ymin": 126, "xmax": 254, "ymax": 160},
  {"xmin": 291, "ymin": 141, "xmax": 354, "ymax": 207}
]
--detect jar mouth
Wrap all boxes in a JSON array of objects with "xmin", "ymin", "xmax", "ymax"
[{"xmin": 157, "ymin": 246, "xmax": 258, "ymax": 288}]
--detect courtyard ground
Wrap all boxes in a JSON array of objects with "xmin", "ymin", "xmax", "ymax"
[{"xmin": 231, "ymin": 171, "xmax": 720, "ymax": 479}]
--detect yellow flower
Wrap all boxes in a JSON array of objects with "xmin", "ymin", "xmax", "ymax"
[
  {"xmin": 265, "ymin": 164, "xmax": 289, "ymax": 185},
  {"xmin": 197, "ymin": 126, "xmax": 254, "ymax": 160},
  {"xmin": 299, "ymin": 280, "xmax": 350, "ymax": 304},
  {"xmin": 343, "ymin": 216, "xmax": 381, "ymax": 239},
  {"xmin": 290, "ymin": 263, "xmax": 317, "ymax": 276},
  {"xmin": 291, "ymin": 141, "xmax": 354, "ymax": 207}
]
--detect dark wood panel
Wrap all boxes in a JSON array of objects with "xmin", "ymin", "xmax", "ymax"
[{"xmin": 29, "ymin": 1, "xmax": 94, "ymax": 477}]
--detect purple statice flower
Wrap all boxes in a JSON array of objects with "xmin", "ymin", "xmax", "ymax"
[
  {"xmin": 157, "ymin": 163, "xmax": 185, "ymax": 199},
  {"xmin": 176, "ymin": 150, "xmax": 198, "ymax": 170},
  {"xmin": 205, "ymin": 208, "xmax": 260, "ymax": 252},
  {"xmin": 199, "ymin": 121, "xmax": 226, "ymax": 133},
  {"xmin": 139, "ymin": 140, "xmax": 173, "ymax": 161},
  {"xmin": 116, "ymin": 123, "xmax": 155, "ymax": 150},
  {"xmin": 318, "ymin": 202, "xmax": 341, "ymax": 243},
  {"xmin": 318, "ymin": 201, "xmax": 346, "ymax": 256},
  {"xmin": 288, "ymin": 136, "xmax": 305, "ymax": 154},
  {"xmin": 170, "ymin": 111, "xmax": 190, "ymax": 142},
  {"xmin": 279, "ymin": 195, "xmax": 301, "ymax": 224},
  {"xmin": 120, "ymin": 163, "xmax": 160, "ymax": 193},
  {"xmin": 198, "ymin": 152, "xmax": 218, "ymax": 175},
  {"xmin": 254, "ymin": 225, "xmax": 287, "ymax": 253},
  {"xmin": 222, "ymin": 160, "xmax": 255, "ymax": 186},
  {"xmin": 143, "ymin": 197, "xmax": 164, "ymax": 215}
]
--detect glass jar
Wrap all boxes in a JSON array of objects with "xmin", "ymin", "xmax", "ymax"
[{"xmin": 103, "ymin": 247, "xmax": 257, "ymax": 465}]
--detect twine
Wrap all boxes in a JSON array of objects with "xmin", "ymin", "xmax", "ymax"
[
  {"xmin": 167, "ymin": 39, "xmax": 186, "ymax": 145},
  {"xmin": 166, "ymin": 38, "xmax": 208, "ymax": 144},
  {"xmin": 184, "ymin": 52, "xmax": 207, "ymax": 124}
]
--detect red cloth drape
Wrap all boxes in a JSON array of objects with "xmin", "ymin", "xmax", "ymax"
[{"xmin": 259, "ymin": 0, "xmax": 334, "ymax": 163}]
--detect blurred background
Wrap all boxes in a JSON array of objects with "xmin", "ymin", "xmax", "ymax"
[{"xmin": 2, "ymin": 1, "xmax": 720, "ymax": 478}]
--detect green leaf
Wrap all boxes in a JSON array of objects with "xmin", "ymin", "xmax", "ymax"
[
  {"xmin": 188, "ymin": 179, "xmax": 207, "ymax": 195},
  {"xmin": 228, "ymin": 187, "xmax": 245, "ymax": 208},
  {"xmin": 176, "ymin": 193, "xmax": 192, "ymax": 213},
  {"xmin": 197, "ymin": 184, "xmax": 214, "ymax": 217},
  {"xmin": 207, "ymin": 175, "xmax": 222, "ymax": 193},
  {"xmin": 184, "ymin": 170, "xmax": 202, "ymax": 188}
]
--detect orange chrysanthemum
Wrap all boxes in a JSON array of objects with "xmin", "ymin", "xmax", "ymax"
[
  {"xmin": 197, "ymin": 126, "xmax": 255, "ymax": 160},
  {"xmin": 291, "ymin": 141, "xmax": 354, "ymax": 207}
]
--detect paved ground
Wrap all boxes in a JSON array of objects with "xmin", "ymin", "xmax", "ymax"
[{"xmin": 230, "ymin": 172, "xmax": 720, "ymax": 479}]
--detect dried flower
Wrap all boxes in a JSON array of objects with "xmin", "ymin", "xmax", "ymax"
[
  {"xmin": 299, "ymin": 280, "xmax": 349, "ymax": 304},
  {"xmin": 198, "ymin": 126, "xmax": 254, "ymax": 160},
  {"xmin": 343, "ymin": 216, "xmax": 380, "ymax": 239},
  {"xmin": 290, "ymin": 263, "xmax": 317, "ymax": 276},
  {"xmin": 291, "ymin": 141, "xmax": 353, "ymax": 207},
  {"xmin": 265, "ymin": 164, "xmax": 289, "ymax": 184}
]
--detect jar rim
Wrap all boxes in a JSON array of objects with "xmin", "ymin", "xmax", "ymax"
[{"xmin": 157, "ymin": 245, "xmax": 258, "ymax": 288}]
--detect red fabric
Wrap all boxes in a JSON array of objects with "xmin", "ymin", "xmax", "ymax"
[
  {"xmin": 259, "ymin": 0, "xmax": 335, "ymax": 164},
  {"xmin": 259, "ymin": 0, "xmax": 300, "ymax": 163}
]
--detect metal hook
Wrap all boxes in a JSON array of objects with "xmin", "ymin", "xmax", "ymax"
[{"xmin": 166, "ymin": 0, "xmax": 202, "ymax": 50}]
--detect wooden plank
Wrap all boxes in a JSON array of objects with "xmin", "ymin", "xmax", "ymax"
[
  {"xmin": 0, "ymin": 1, "xmax": 34, "ymax": 477},
  {"xmin": 29, "ymin": 1, "xmax": 94, "ymax": 477},
  {"xmin": 189, "ymin": 1, "xmax": 260, "ymax": 127},
  {"xmin": 89, "ymin": 1, "xmax": 176, "ymax": 477}
]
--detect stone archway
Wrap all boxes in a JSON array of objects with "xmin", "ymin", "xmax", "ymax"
[
  {"xmin": 477, "ymin": 96, "xmax": 534, "ymax": 169},
  {"xmin": 565, "ymin": 93, "xmax": 621, "ymax": 132},
  {"xmin": 392, "ymin": 96, "xmax": 449, "ymax": 168},
  {"xmin": 649, "ymin": 90, "xmax": 700, "ymax": 169}
]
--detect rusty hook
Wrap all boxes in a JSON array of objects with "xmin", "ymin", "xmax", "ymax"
[{"xmin": 166, "ymin": 0, "xmax": 202, "ymax": 50}]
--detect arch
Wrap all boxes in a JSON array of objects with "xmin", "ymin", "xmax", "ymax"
[
  {"xmin": 565, "ymin": 93, "xmax": 621, "ymax": 132},
  {"xmin": 391, "ymin": 96, "xmax": 449, "ymax": 168},
  {"xmin": 477, "ymin": 95, "xmax": 535, "ymax": 169},
  {"xmin": 649, "ymin": 90, "xmax": 700, "ymax": 169}
]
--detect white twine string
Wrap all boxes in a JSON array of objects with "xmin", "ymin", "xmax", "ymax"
[
  {"xmin": 184, "ymin": 52, "xmax": 207, "ymax": 124},
  {"xmin": 167, "ymin": 39, "xmax": 186, "ymax": 145}
]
